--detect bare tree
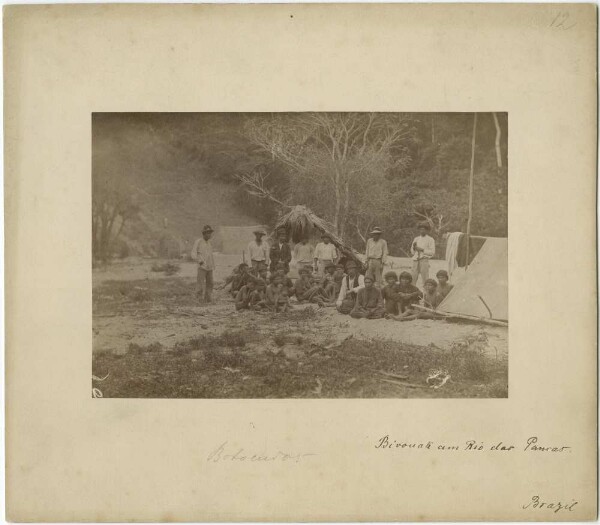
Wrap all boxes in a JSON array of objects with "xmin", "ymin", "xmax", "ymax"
[
  {"xmin": 413, "ymin": 205, "xmax": 448, "ymax": 238},
  {"xmin": 241, "ymin": 113, "xmax": 415, "ymax": 237},
  {"xmin": 92, "ymin": 174, "xmax": 139, "ymax": 263}
]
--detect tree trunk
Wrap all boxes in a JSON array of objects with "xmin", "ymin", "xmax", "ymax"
[
  {"xmin": 492, "ymin": 112, "xmax": 502, "ymax": 174},
  {"xmin": 339, "ymin": 174, "xmax": 350, "ymax": 238},
  {"xmin": 332, "ymin": 166, "xmax": 342, "ymax": 235}
]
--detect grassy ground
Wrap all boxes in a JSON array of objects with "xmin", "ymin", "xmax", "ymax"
[{"xmin": 92, "ymin": 275, "xmax": 508, "ymax": 399}]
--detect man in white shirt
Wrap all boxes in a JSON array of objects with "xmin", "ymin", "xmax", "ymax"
[
  {"xmin": 364, "ymin": 227, "xmax": 388, "ymax": 287},
  {"xmin": 336, "ymin": 261, "xmax": 365, "ymax": 314},
  {"xmin": 191, "ymin": 225, "xmax": 215, "ymax": 303},
  {"xmin": 410, "ymin": 223, "xmax": 436, "ymax": 287},
  {"xmin": 313, "ymin": 233, "xmax": 338, "ymax": 276},
  {"xmin": 247, "ymin": 230, "xmax": 270, "ymax": 270}
]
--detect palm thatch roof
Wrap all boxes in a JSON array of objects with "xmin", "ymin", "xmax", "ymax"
[{"xmin": 273, "ymin": 205, "xmax": 366, "ymax": 272}]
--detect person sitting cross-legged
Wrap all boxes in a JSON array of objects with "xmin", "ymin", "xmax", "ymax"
[
  {"xmin": 320, "ymin": 262, "xmax": 338, "ymax": 302},
  {"xmin": 394, "ymin": 271, "xmax": 423, "ymax": 314},
  {"xmin": 294, "ymin": 267, "xmax": 328, "ymax": 305},
  {"xmin": 350, "ymin": 276, "xmax": 385, "ymax": 319},
  {"xmin": 235, "ymin": 279, "xmax": 257, "ymax": 311},
  {"xmin": 387, "ymin": 278, "xmax": 442, "ymax": 321},
  {"xmin": 271, "ymin": 262, "xmax": 295, "ymax": 296},
  {"xmin": 228, "ymin": 263, "xmax": 252, "ymax": 297},
  {"xmin": 249, "ymin": 279, "xmax": 268, "ymax": 310},
  {"xmin": 265, "ymin": 275, "xmax": 292, "ymax": 313},
  {"xmin": 381, "ymin": 270, "xmax": 402, "ymax": 316},
  {"xmin": 336, "ymin": 261, "xmax": 365, "ymax": 314}
]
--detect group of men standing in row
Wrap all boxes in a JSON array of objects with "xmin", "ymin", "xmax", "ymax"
[
  {"xmin": 191, "ymin": 222, "xmax": 439, "ymax": 308},
  {"xmin": 244, "ymin": 222, "xmax": 436, "ymax": 286}
]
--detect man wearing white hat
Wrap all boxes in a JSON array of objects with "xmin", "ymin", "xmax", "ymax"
[
  {"xmin": 364, "ymin": 227, "xmax": 388, "ymax": 287},
  {"xmin": 191, "ymin": 225, "xmax": 215, "ymax": 303},
  {"xmin": 247, "ymin": 230, "xmax": 270, "ymax": 271}
]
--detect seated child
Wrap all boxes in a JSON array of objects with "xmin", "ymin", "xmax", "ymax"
[
  {"xmin": 395, "ymin": 271, "xmax": 423, "ymax": 313},
  {"xmin": 257, "ymin": 262, "xmax": 270, "ymax": 282},
  {"xmin": 294, "ymin": 267, "xmax": 329, "ymax": 305},
  {"xmin": 272, "ymin": 262, "xmax": 295, "ymax": 296},
  {"xmin": 265, "ymin": 275, "xmax": 292, "ymax": 312},
  {"xmin": 350, "ymin": 276, "xmax": 385, "ymax": 319},
  {"xmin": 221, "ymin": 265, "xmax": 240, "ymax": 290},
  {"xmin": 387, "ymin": 278, "xmax": 442, "ymax": 321},
  {"xmin": 235, "ymin": 279, "xmax": 257, "ymax": 311},
  {"xmin": 250, "ymin": 279, "xmax": 268, "ymax": 310},
  {"xmin": 381, "ymin": 271, "xmax": 401, "ymax": 315},
  {"xmin": 321, "ymin": 262, "xmax": 338, "ymax": 301},
  {"xmin": 436, "ymin": 269, "xmax": 454, "ymax": 299},
  {"xmin": 423, "ymin": 278, "xmax": 444, "ymax": 309},
  {"xmin": 229, "ymin": 263, "xmax": 251, "ymax": 297}
]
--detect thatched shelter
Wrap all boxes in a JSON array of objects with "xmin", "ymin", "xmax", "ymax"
[{"xmin": 273, "ymin": 205, "xmax": 366, "ymax": 272}]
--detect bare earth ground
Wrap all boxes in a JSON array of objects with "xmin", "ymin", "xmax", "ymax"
[{"xmin": 92, "ymin": 256, "xmax": 508, "ymax": 399}]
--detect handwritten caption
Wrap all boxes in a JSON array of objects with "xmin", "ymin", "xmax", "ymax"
[
  {"xmin": 207, "ymin": 441, "xmax": 316, "ymax": 464},
  {"xmin": 375, "ymin": 435, "xmax": 570, "ymax": 453}
]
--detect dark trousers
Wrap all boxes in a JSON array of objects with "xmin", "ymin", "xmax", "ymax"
[{"xmin": 197, "ymin": 266, "xmax": 214, "ymax": 302}]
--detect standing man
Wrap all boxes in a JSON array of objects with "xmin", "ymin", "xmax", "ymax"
[
  {"xmin": 365, "ymin": 227, "xmax": 388, "ymax": 287},
  {"xmin": 191, "ymin": 225, "xmax": 215, "ymax": 304},
  {"xmin": 269, "ymin": 228, "xmax": 292, "ymax": 273},
  {"xmin": 411, "ymin": 222, "xmax": 436, "ymax": 287},
  {"xmin": 313, "ymin": 233, "xmax": 338, "ymax": 276},
  {"xmin": 247, "ymin": 230, "xmax": 270, "ymax": 270},
  {"xmin": 293, "ymin": 237, "xmax": 315, "ymax": 271}
]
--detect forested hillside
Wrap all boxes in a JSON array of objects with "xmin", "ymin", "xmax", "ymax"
[{"xmin": 92, "ymin": 112, "xmax": 507, "ymax": 261}]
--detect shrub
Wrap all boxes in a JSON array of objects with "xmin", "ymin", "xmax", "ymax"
[
  {"xmin": 128, "ymin": 341, "xmax": 163, "ymax": 355},
  {"xmin": 273, "ymin": 334, "xmax": 287, "ymax": 347},
  {"xmin": 151, "ymin": 262, "xmax": 181, "ymax": 275}
]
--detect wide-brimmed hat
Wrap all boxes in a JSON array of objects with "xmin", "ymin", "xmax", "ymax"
[
  {"xmin": 321, "ymin": 233, "xmax": 332, "ymax": 239},
  {"xmin": 253, "ymin": 230, "xmax": 266, "ymax": 236},
  {"xmin": 202, "ymin": 225, "xmax": 214, "ymax": 234},
  {"xmin": 346, "ymin": 261, "xmax": 358, "ymax": 269},
  {"xmin": 298, "ymin": 267, "xmax": 310, "ymax": 275},
  {"xmin": 370, "ymin": 227, "xmax": 383, "ymax": 235},
  {"xmin": 325, "ymin": 262, "xmax": 336, "ymax": 270}
]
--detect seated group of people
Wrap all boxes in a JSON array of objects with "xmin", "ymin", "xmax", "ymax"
[
  {"xmin": 223, "ymin": 258, "xmax": 454, "ymax": 321},
  {"xmin": 223, "ymin": 260, "xmax": 338, "ymax": 313},
  {"xmin": 336, "ymin": 264, "xmax": 453, "ymax": 320}
]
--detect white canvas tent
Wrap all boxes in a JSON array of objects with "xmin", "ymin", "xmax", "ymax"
[{"xmin": 438, "ymin": 237, "xmax": 508, "ymax": 322}]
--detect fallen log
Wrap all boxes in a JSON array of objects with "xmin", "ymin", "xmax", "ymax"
[
  {"xmin": 380, "ymin": 378, "xmax": 428, "ymax": 390},
  {"xmin": 378, "ymin": 371, "xmax": 410, "ymax": 380},
  {"xmin": 412, "ymin": 305, "xmax": 508, "ymax": 327}
]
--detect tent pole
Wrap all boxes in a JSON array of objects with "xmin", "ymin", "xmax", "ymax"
[{"xmin": 465, "ymin": 113, "xmax": 477, "ymax": 269}]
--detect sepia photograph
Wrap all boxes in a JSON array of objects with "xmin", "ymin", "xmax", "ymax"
[
  {"xmin": 7, "ymin": 4, "xmax": 597, "ymax": 521},
  {"xmin": 92, "ymin": 112, "xmax": 508, "ymax": 399}
]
